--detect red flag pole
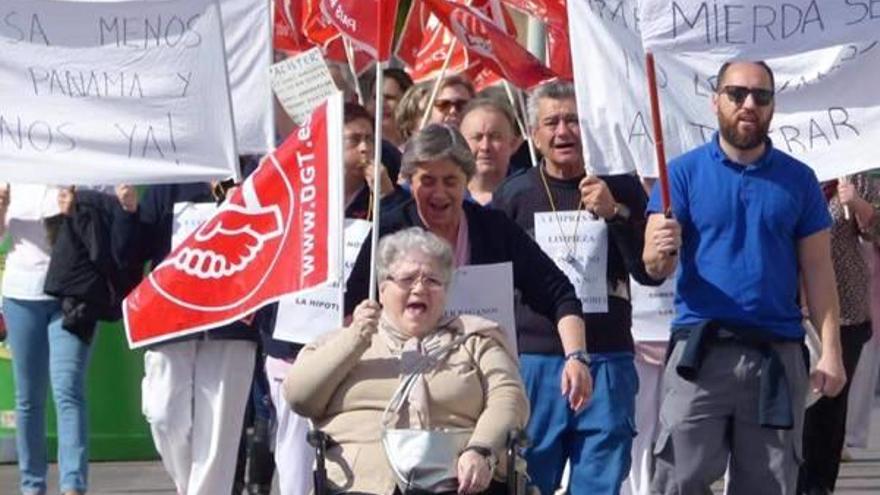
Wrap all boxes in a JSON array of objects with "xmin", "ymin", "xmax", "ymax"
[{"xmin": 645, "ymin": 52, "xmax": 671, "ymax": 214}]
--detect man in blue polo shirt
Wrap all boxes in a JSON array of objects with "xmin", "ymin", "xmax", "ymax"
[{"xmin": 642, "ymin": 61, "xmax": 846, "ymax": 494}]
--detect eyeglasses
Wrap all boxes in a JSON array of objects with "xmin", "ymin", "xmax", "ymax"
[
  {"xmin": 433, "ymin": 98, "xmax": 469, "ymax": 113},
  {"xmin": 385, "ymin": 272, "xmax": 446, "ymax": 290},
  {"xmin": 719, "ymin": 85, "xmax": 774, "ymax": 107}
]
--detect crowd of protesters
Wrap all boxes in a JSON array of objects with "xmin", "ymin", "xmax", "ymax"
[{"xmin": 2, "ymin": 54, "xmax": 880, "ymax": 495}]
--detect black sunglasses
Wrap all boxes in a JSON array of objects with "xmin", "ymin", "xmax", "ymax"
[
  {"xmin": 719, "ymin": 85, "xmax": 774, "ymax": 106},
  {"xmin": 433, "ymin": 98, "xmax": 469, "ymax": 113}
]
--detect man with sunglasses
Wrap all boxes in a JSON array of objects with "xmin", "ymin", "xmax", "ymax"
[{"xmin": 642, "ymin": 61, "xmax": 846, "ymax": 494}]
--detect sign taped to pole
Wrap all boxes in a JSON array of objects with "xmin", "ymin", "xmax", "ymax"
[{"xmin": 0, "ymin": 0, "xmax": 238, "ymax": 185}]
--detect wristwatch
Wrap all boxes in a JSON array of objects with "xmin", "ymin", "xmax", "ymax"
[{"xmin": 565, "ymin": 350, "xmax": 591, "ymax": 367}]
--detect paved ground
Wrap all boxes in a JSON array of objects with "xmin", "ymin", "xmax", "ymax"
[{"xmin": 2, "ymin": 402, "xmax": 879, "ymax": 494}]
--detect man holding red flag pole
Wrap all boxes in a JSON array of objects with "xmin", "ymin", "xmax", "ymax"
[{"xmin": 642, "ymin": 59, "xmax": 846, "ymax": 493}]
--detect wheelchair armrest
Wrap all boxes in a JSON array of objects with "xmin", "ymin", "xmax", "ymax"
[
  {"xmin": 308, "ymin": 429, "xmax": 331, "ymax": 495},
  {"xmin": 506, "ymin": 429, "xmax": 530, "ymax": 494}
]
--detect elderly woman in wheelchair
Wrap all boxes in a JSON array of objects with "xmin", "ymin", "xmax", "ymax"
[{"xmin": 284, "ymin": 227, "xmax": 529, "ymax": 494}]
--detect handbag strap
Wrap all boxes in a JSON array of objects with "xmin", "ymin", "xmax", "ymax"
[{"xmin": 381, "ymin": 332, "xmax": 472, "ymax": 429}]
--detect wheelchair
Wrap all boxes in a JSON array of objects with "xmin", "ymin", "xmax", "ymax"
[{"xmin": 308, "ymin": 428, "xmax": 531, "ymax": 495}]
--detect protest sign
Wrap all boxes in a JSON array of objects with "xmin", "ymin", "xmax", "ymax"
[
  {"xmin": 0, "ymin": 0, "xmax": 238, "ymax": 185},
  {"xmin": 569, "ymin": 0, "xmax": 880, "ymax": 181},
  {"xmin": 172, "ymin": 202, "xmax": 219, "ymax": 250},
  {"xmin": 272, "ymin": 219, "xmax": 372, "ymax": 344},
  {"xmin": 124, "ymin": 95, "xmax": 344, "ymax": 348},
  {"xmin": 270, "ymin": 47, "xmax": 338, "ymax": 126},
  {"xmin": 639, "ymin": 0, "xmax": 880, "ymax": 59},
  {"xmin": 221, "ymin": 0, "xmax": 274, "ymax": 154},
  {"xmin": 534, "ymin": 211, "xmax": 609, "ymax": 313},
  {"xmin": 630, "ymin": 275, "xmax": 675, "ymax": 342},
  {"xmin": 444, "ymin": 262, "xmax": 517, "ymax": 354}
]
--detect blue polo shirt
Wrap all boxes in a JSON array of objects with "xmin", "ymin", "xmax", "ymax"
[{"xmin": 647, "ymin": 134, "xmax": 831, "ymax": 339}]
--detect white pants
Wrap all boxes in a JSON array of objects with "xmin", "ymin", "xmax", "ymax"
[
  {"xmin": 141, "ymin": 340, "xmax": 256, "ymax": 495},
  {"xmin": 846, "ymin": 325, "xmax": 880, "ymax": 448},
  {"xmin": 265, "ymin": 355, "xmax": 315, "ymax": 495},
  {"xmin": 622, "ymin": 353, "xmax": 664, "ymax": 495}
]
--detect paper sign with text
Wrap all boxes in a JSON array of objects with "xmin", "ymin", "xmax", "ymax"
[
  {"xmin": 74, "ymin": 0, "xmax": 274, "ymax": 155},
  {"xmin": 534, "ymin": 211, "xmax": 609, "ymax": 313},
  {"xmin": 270, "ymin": 47, "xmax": 337, "ymax": 126},
  {"xmin": 221, "ymin": 0, "xmax": 274, "ymax": 154},
  {"xmin": 172, "ymin": 202, "xmax": 219, "ymax": 250},
  {"xmin": 444, "ymin": 262, "xmax": 517, "ymax": 354},
  {"xmin": 0, "ymin": 0, "xmax": 237, "ymax": 185},
  {"xmin": 638, "ymin": 0, "xmax": 880, "ymax": 59},
  {"xmin": 272, "ymin": 219, "xmax": 372, "ymax": 344},
  {"xmin": 569, "ymin": 0, "xmax": 880, "ymax": 181},
  {"xmin": 629, "ymin": 275, "xmax": 675, "ymax": 342}
]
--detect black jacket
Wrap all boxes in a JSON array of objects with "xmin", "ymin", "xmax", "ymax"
[
  {"xmin": 491, "ymin": 170, "xmax": 662, "ymax": 354},
  {"xmin": 345, "ymin": 200, "xmax": 583, "ymax": 354},
  {"xmin": 43, "ymin": 190, "xmax": 141, "ymax": 343}
]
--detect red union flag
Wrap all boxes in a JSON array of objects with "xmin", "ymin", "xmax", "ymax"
[
  {"xmin": 397, "ymin": 3, "xmax": 469, "ymax": 81},
  {"xmin": 501, "ymin": 0, "xmax": 565, "ymax": 25},
  {"xmin": 547, "ymin": 23, "xmax": 572, "ymax": 80},
  {"xmin": 319, "ymin": 0, "xmax": 399, "ymax": 61},
  {"xmin": 123, "ymin": 96, "xmax": 345, "ymax": 349},
  {"xmin": 424, "ymin": 0, "xmax": 556, "ymax": 89},
  {"xmin": 398, "ymin": 0, "xmax": 515, "ymax": 82}
]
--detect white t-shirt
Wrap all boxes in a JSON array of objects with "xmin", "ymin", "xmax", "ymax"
[{"xmin": 2, "ymin": 185, "xmax": 61, "ymax": 301}]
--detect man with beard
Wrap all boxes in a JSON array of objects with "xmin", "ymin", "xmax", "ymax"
[
  {"xmin": 491, "ymin": 81, "xmax": 662, "ymax": 494},
  {"xmin": 642, "ymin": 61, "xmax": 846, "ymax": 494}
]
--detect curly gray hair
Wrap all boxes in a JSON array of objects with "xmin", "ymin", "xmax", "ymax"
[
  {"xmin": 527, "ymin": 80, "xmax": 576, "ymax": 129},
  {"xmin": 376, "ymin": 227, "xmax": 454, "ymax": 287}
]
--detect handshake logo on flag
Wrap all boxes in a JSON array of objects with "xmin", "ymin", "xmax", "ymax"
[{"xmin": 163, "ymin": 203, "xmax": 284, "ymax": 279}]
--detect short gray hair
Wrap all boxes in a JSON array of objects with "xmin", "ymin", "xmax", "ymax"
[
  {"xmin": 401, "ymin": 124, "xmax": 476, "ymax": 181},
  {"xmin": 527, "ymin": 81, "xmax": 576, "ymax": 128},
  {"xmin": 376, "ymin": 227, "xmax": 454, "ymax": 286}
]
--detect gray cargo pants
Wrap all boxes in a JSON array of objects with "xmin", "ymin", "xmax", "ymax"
[{"xmin": 651, "ymin": 339, "xmax": 808, "ymax": 495}]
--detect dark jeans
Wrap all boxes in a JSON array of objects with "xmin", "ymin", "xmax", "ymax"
[{"xmin": 798, "ymin": 321, "xmax": 873, "ymax": 494}]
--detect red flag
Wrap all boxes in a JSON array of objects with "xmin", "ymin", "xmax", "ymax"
[
  {"xmin": 502, "ymin": 0, "xmax": 571, "ymax": 80},
  {"xmin": 547, "ymin": 23, "xmax": 572, "ymax": 81},
  {"xmin": 397, "ymin": 0, "xmax": 516, "ymax": 82},
  {"xmin": 397, "ymin": 2, "xmax": 470, "ymax": 82},
  {"xmin": 124, "ymin": 97, "xmax": 345, "ymax": 348},
  {"xmin": 273, "ymin": 0, "xmax": 308, "ymax": 52},
  {"xmin": 319, "ymin": 0, "xmax": 400, "ymax": 61},
  {"xmin": 501, "ymin": 0, "xmax": 565, "ymax": 25},
  {"xmin": 324, "ymin": 35, "xmax": 375, "ymax": 75},
  {"xmin": 465, "ymin": 62, "xmax": 503, "ymax": 91},
  {"xmin": 424, "ymin": 0, "xmax": 556, "ymax": 89},
  {"xmin": 273, "ymin": 0, "xmax": 336, "ymax": 53}
]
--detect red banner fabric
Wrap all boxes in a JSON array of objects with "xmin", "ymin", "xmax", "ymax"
[
  {"xmin": 319, "ymin": 0, "xmax": 399, "ymax": 61},
  {"xmin": 424, "ymin": 0, "xmax": 556, "ymax": 89},
  {"xmin": 124, "ymin": 99, "xmax": 343, "ymax": 348}
]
